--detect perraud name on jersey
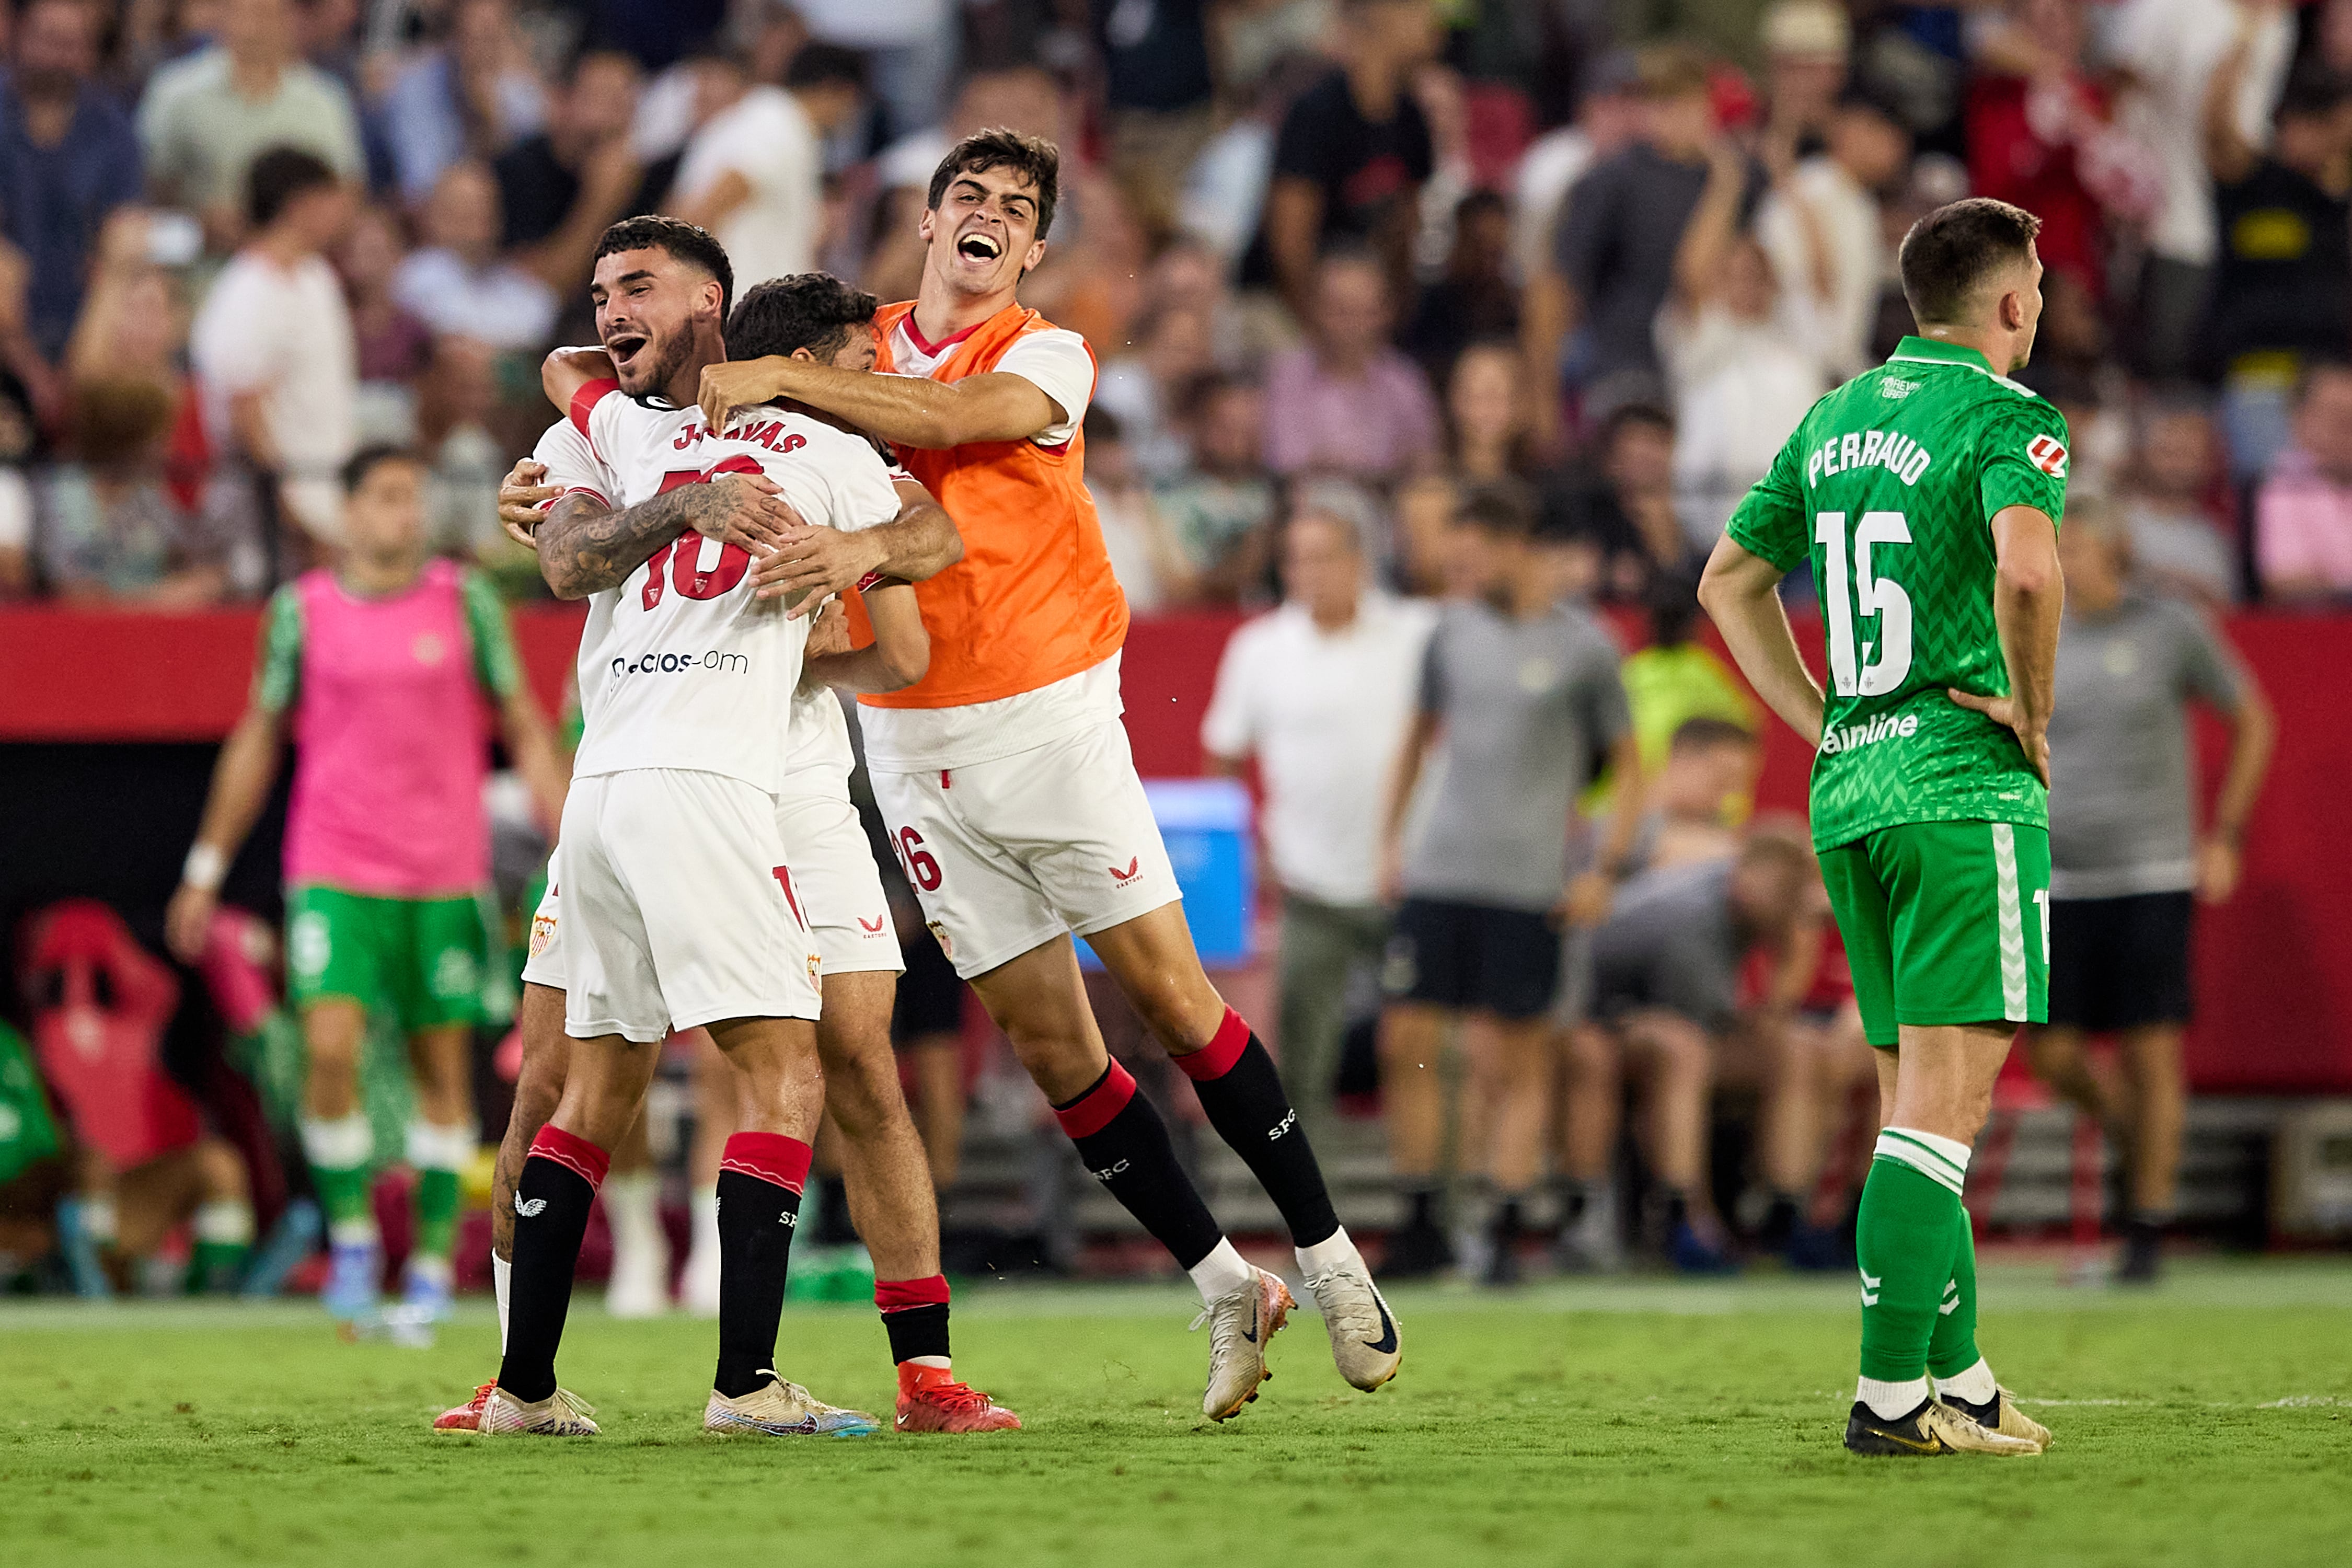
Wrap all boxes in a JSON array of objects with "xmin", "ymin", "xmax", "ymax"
[{"xmin": 1807, "ymin": 429, "xmax": 1933, "ymax": 488}]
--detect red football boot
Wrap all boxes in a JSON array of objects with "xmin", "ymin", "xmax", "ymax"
[
  {"xmin": 434, "ymin": 1381, "xmax": 494, "ymax": 1432},
  {"xmin": 894, "ymin": 1363, "xmax": 1022, "ymax": 1433}
]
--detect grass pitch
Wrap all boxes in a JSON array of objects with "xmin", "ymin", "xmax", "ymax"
[{"xmin": 4, "ymin": 1258, "xmax": 2349, "ymax": 1567}]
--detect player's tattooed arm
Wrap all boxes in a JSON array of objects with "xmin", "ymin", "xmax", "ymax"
[{"xmin": 535, "ymin": 479, "xmax": 803, "ymax": 599}]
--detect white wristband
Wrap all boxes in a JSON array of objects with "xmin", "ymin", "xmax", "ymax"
[{"xmin": 182, "ymin": 844, "xmax": 227, "ymax": 893}]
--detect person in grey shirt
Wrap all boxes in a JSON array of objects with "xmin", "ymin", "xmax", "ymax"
[
  {"xmin": 1374, "ymin": 485, "xmax": 1643, "ymax": 1283},
  {"xmin": 2028, "ymin": 499, "xmax": 2275, "ymax": 1282},
  {"xmin": 1578, "ymin": 834, "xmax": 1816, "ymax": 1274}
]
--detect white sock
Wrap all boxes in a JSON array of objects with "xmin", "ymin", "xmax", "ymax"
[
  {"xmin": 604, "ymin": 1172, "xmax": 661, "ymax": 1254},
  {"xmin": 1857, "ymin": 1375, "xmax": 1932, "ymax": 1421},
  {"xmin": 906, "ymin": 1355, "xmax": 952, "ymax": 1371},
  {"xmin": 1934, "ymin": 1357, "xmax": 1999, "ymax": 1405},
  {"xmin": 1186, "ymin": 1238, "xmax": 1254, "ymax": 1305},
  {"xmin": 687, "ymin": 1185, "xmax": 720, "ymax": 1267},
  {"xmin": 1295, "ymin": 1227, "xmax": 1363, "ymax": 1280},
  {"xmin": 299, "ymin": 1111, "xmax": 374, "ymax": 1171},
  {"xmin": 408, "ymin": 1253, "xmax": 453, "ymax": 1289},
  {"xmin": 493, "ymin": 1251, "xmax": 511, "ymax": 1353},
  {"xmin": 1874, "ymin": 1127, "xmax": 1972, "ymax": 1196}
]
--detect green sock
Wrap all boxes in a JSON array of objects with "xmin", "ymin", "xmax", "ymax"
[
  {"xmin": 186, "ymin": 1197, "xmax": 255, "ymax": 1294},
  {"xmin": 1855, "ymin": 1129, "xmax": 1969, "ymax": 1383},
  {"xmin": 1927, "ymin": 1203, "xmax": 1981, "ymax": 1379},
  {"xmin": 406, "ymin": 1120, "xmax": 474, "ymax": 1264},
  {"xmin": 299, "ymin": 1112, "xmax": 376, "ymax": 1242}
]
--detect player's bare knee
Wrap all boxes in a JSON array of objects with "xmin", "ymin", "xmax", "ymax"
[{"xmin": 193, "ymin": 1139, "xmax": 247, "ymax": 1202}]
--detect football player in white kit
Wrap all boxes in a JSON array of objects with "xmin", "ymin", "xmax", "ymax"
[
  {"xmin": 449, "ymin": 230, "xmax": 1016, "ymax": 1436},
  {"xmin": 481, "ymin": 220, "xmax": 916, "ymax": 1438}
]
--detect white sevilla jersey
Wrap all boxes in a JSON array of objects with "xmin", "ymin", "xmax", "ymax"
[
  {"xmin": 527, "ymin": 412, "xmax": 867, "ymax": 798},
  {"xmin": 560, "ymin": 382, "xmax": 901, "ymax": 793}
]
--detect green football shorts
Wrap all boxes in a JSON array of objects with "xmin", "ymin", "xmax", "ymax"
[
  {"xmin": 1818, "ymin": 821, "xmax": 2050, "ymax": 1048},
  {"xmin": 285, "ymin": 884, "xmax": 490, "ymax": 1032}
]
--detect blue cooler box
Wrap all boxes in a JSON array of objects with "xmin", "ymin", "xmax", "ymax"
[{"xmin": 1078, "ymin": 778, "xmax": 1254, "ymax": 969}]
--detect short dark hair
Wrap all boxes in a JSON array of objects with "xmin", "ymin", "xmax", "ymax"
[
  {"xmin": 594, "ymin": 215, "xmax": 735, "ymax": 323},
  {"xmin": 247, "ymin": 145, "xmax": 340, "ymax": 231},
  {"xmin": 786, "ymin": 42, "xmax": 868, "ymax": 92},
  {"xmin": 1898, "ymin": 197, "xmax": 2044, "ymax": 327},
  {"xmin": 341, "ymin": 444, "xmax": 420, "ymax": 494},
  {"xmin": 1601, "ymin": 401, "xmax": 1676, "ymax": 446},
  {"xmin": 927, "ymin": 128, "xmax": 1062, "ymax": 240},
  {"xmin": 725, "ymin": 273, "xmax": 878, "ymax": 363},
  {"xmin": 2277, "ymin": 64, "xmax": 2351, "ymax": 124},
  {"xmin": 1670, "ymin": 716, "xmax": 1758, "ymax": 754},
  {"xmin": 1455, "ymin": 480, "xmax": 1537, "ymax": 538}
]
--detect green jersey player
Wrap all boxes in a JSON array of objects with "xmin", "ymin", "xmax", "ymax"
[{"xmin": 1701, "ymin": 198, "xmax": 2066, "ymax": 1459}]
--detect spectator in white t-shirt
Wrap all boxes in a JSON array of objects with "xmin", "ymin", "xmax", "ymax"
[
  {"xmin": 1203, "ymin": 508, "xmax": 1437, "ymax": 1143},
  {"xmin": 674, "ymin": 44, "xmax": 869, "ymax": 289},
  {"xmin": 189, "ymin": 147, "xmax": 358, "ymax": 552},
  {"xmin": 1754, "ymin": 92, "xmax": 1910, "ymax": 381},
  {"xmin": 390, "ymin": 161, "xmax": 557, "ymax": 352},
  {"xmin": 1661, "ymin": 144, "xmax": 1830, "ymax": 547}
]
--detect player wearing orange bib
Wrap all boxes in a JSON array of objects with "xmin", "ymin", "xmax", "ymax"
[{"xmin": 699, "ymin": 129, "xmax": 1403, "ymax": 1420}]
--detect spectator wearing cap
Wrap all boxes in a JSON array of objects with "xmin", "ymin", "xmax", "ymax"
[
  {"xmin": 2031, "ymin": 498, "xmax": 2273, "ymax": 1282},
  {"xmin": 1510, "ymin": 51, "xmax": 1644, "ymax": 287},
  {"xmin": 1756, "ymin": 0, "xmax": 1851, "ymax": 171},
  {"xmin": 391, "ymin": 162, "xmax": 556, "ymax": 353},
  {"xmin": 1245, "ymin": 0, "xmax": 1443, "ymax": 321},
  {"xmin": 379, "ymin": 0, "xmax": 546, "ymax": 203},
  {"xmin": 2203, "ymin": 49, "xmax": 2352, "ymax": 481},
  {"xmin": 0, "ymin": 0, "xmax": 144, "ymax": 375},
  {"xmin": 137, "ymin": 0, "xmax": 363, "ymax": 251},
  {"xmin": 1529, "ymin": 44, "xmax": 1740, "ymax": 440},
  {"xmin": 674, "ymin": 44, "xmax": 869, "ymax": 290},
  {"xmin": 2108, "ymin": 0, "xmax": 2296, "ymax": 378},
  {"xmin": 1202, "ymin": 507, "xmax": 1435, "ymax": 1145},
  {"xmin": 189, "ymin": 147, "xmax": 358, "ymax": 556},
  {"xmin": 1262, "ymin": 249, "xmax": 1440, "ymax": 484},
  {"xmin": 1755, "ymin": 91, "xmax": 1911, "ymax": 381},
  {"xmin": 2255, "ymin": 361, "xmax": 2352, "ymax": 602}
]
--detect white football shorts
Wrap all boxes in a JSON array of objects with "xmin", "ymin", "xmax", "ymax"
[
  {"xmin": 557, "ymin": 769, "xmax": 822, "ymax": 1042},
  {"xmin": 774, "ymin": 780, "xmax": 902, "ymax": 976},
  {"xmin": 867, "ymin": 718, "xmax": 1181, "ymax": 979}
]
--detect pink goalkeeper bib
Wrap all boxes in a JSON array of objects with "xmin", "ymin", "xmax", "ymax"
[{"xmin": 282, "ymin": 560, "xmax": 492, "ymax": 896}]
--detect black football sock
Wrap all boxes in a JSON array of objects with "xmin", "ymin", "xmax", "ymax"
[
  {"xmin": 1052, "ymin": 1059, "xmax": 1225, "ymax": 1270},
  {"xmin": 713, "ymin": 1132, "xmax": 812, "ymax": 1399},
  {"xmin": 877, "ymin": 1275, "xmax": 952, "ymax": 1364},
  {"xmin": 497, "ymin": 1126, "xmax": 607, "ymax": 1404},
  {"xmin": 1406, "ymin": 1184, "xmax": 1442, "ymax": 1230},
  {"xmin": 1177, "ymin": 1008, "xmax": 1341, "ymax": 1248}
]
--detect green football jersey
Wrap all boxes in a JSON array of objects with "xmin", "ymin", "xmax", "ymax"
[{"xmin": 1726, "ymin": 336, "xmax": 2070, "ymax": 851}]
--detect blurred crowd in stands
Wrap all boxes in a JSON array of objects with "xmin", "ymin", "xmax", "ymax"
[{"xmin": 3, "ymin": 0, "xmax": 2351, "ymax": 609}]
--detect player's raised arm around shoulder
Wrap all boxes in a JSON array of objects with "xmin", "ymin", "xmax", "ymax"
[
  {"xmin": 804, "ymin": 582, "xmax": 931, "ymax": 694},
  {"xmin": 752, "ymin": 469, "xmax": 965, "ymax": 605},
  {"xmin": 701, "ymin": 357, "xmax": 1065, "ymax": 450},
  {"xmin": 540, "ymin": 345, "xmax": 617, "ymax": 413},
  {"xmin": 1700, "ymin": 439, "xmax": 1826, "ymax": 746},
  {"xmin": 166, "ymin": 592, "xmax": 297, "ymax": 962}
]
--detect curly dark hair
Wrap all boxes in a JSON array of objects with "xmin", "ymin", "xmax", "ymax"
[
  {"xmin": 725, "ymin": 273, "xmax": 880, "ymax": 363},
  {"xmin": 926, "ymin": 128, "xmax": 1062, "ymax": 240},
  {"xmin": 593, "ymin": 215, "xmax": 735, "ymax": 321}
]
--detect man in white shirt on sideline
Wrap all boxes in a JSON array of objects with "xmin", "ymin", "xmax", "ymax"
[
  {"xmin": 189, "ymin": 146, "xmax": 357, "ymax": 552},
  {"xmin": 674, "ymin": 44, "xmax": 869, "ymax": 287},
  {"xmin": 1203, "ymin": 509, "xmax": 1435, "ymax": 1149}
]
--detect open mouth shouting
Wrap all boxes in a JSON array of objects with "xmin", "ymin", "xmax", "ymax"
[
  {"xmin": 955, "ymin": 230, "xmax": 1004, "ymax": 264},
  {"xmin": 604, "ymin": 329, "xmax": 651, "ymax": 373}
]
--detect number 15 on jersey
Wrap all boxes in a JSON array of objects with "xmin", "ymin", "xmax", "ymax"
[{"xmin": 1815, "ymin": 510, "xmax": 1913, "ymax": 697}]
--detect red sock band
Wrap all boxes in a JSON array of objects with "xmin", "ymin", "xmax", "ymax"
[
  {"xmin": 875, "ymin": 1274, "xmax": 951, "ymax": 1313},
  {"xmin": 1174, "ymin": 1006, "xmax": 1252, "ymax": 1082},
  {"xmin": 1053, "ymin": 1059, "xmax": 1138, "ymax": 1139},
  {"xmin": 529, "ymin": 1125, "xmax": 610, "ymax": 1189},
  {"xmin": 719, "ymin": 1131, "xmax": 812, "ymax": 1194}
]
